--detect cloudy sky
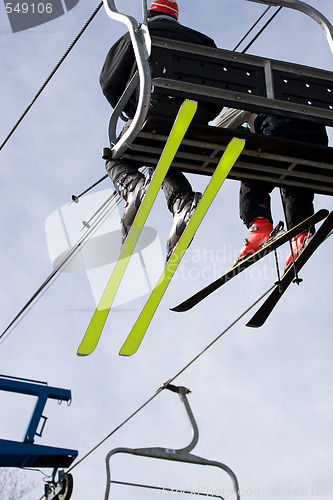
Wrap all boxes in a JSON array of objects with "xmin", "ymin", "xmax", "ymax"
[{"xmin": 1, "ymin": 1, "xmax": 333, "ymax": 499}]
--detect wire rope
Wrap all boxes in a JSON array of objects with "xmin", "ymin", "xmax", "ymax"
[
  {"xmin": 64, "ymin": 285, "xmax": 275, "ymax": 475},
  {"xmin": 0, "ymin": 2, "xmax": 281, "ymax": 154},
  {"xmin": 0, "ymin": 190, "xmax": 121, "ymax": 345},
  {"xmin": 53, "ymin": 227, "xmax": 331, "ymax": 497},
  {"xmin": 233, "ymin": 5, "xmax": 272, "ymax": 51},
  {"xmin": 0, "ymin": 2, "xmax": 103, "ymax": 152},
  {"xmin": 0, "ymin": 165, "xmax": 152, "ymax": 344},
  {"xmin": 27, "ymin": 4, "xmax": 329, "ymax": 499},
  {"xmin": 241, "ymin": 6, "xmax": 283, "ymax": 53}
]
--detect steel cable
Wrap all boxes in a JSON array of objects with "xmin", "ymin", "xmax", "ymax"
[{"xmin": 0, "ymin": 2, "xmax": 103, "ymax": 152}]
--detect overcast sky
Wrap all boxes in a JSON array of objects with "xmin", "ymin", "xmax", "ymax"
[{"xmin": 1, "ymin": 1, "xmax": 333, "ymax": 499}]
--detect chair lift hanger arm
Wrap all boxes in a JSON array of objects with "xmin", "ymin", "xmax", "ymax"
[
  {"xmin": 102, "ymin": 0, "xmax": 152, "ymax": 159},
  {"xmin": 246, "ymin": 0, "xmax": 333, "ymax": 54},
  {"xmin": 104, "ymin": 385, "xmax": 240, "ymax": 500}
]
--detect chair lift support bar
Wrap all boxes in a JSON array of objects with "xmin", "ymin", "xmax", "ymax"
[
  {"xmin": 0, "ymin": 375, "xmax": 78, "ymax": 468},
  {"xmin": 102, "ymin": 0, "xmax": 152, "ymax": 160},
  {"xmin": 246, "ymin": 0, "xmax": 333, "ymax": 54},
  {"xmin": 104, "ymin": 385, "xmax": 240, "ymax": 500}
]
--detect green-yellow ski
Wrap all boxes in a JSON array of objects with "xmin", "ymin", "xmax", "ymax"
[
  {"xmin": 77, "ymin": 100, "xmax": 198, "ymax": 356},
  {"xmin": 119, "ymin": 137, "xmax": 245, "ymax": 356}
]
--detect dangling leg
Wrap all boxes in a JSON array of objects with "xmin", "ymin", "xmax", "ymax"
[
  {"xmin": 106, "ymin": 159, "xmax": 150, "ymax": 242},
  {"xmin": 111, "ymin": 96, "xmax": 212, "ymax": 259},
  {"xmin": 281, "ymin": 186, "xmax": 315, "ymax": 269},
  {"xmin": 162, "ymin": 167, "xmax": 202, "ymax": 262},
  {"xmin": 236, "ymin": 180, "xmax": 274, "ymax": 262}
]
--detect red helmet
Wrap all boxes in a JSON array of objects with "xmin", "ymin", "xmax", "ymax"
[{"xmin": 148, "ymin": 0, "xmax": 179, "ymax": 20}]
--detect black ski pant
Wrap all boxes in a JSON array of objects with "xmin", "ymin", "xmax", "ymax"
[
  {"xmin": 239, "ymin": 132, "xmax": 328, "ymax": 230},
  {"xmin": 108, "ymin": 95, "xmax": 213, "ymax": 212},
  {"xmin": 239, "ymin": 181, "xmax": 314, "ymax": 230}
]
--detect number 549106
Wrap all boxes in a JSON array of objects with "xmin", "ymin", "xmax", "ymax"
[{"xmin": 6, "ymin": 3, "xmax": 53, "ymax": 14}]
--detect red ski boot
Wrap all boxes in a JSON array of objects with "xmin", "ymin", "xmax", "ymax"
[
  {"xmin": 236, "ymin": 217, "xmax": 273, "ymax": 264},
  {"xmin": 284, "ymin": 232, "xmax": 311, "ymax": 270}
]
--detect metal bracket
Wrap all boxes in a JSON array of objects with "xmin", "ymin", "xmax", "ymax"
[
  {"xmin": 104, "ymin": 384, "xmax": 240, "ymax": 499},
  {"xmin": 246, "ymin": 0, "xmax": 333, "ymax": 54},
  {"xmin": 102, "ymin": 0, "xmax": 152, "ymax": 159},
  {"xmin": 0, "ymin": 375, "xmax": 77, "ymax": 469},
  {"xmin": 45, "ymin": 470, "xmax": 74, "ymax": 500}
]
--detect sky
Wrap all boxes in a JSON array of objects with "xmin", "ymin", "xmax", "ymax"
[{"xmin": 0, "ymin": 1, "xmax": 333, "ymax": 499}]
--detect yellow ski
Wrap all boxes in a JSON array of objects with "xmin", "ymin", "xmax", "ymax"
[
  {"xmin": 77, "ymin": 100, "xmax": 198, "ymax": 356},
  {"xmin": 119, "ymin": 138, "xmax": 245, "ymax": 356}
]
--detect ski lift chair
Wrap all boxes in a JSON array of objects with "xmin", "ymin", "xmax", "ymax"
[
  {"xmin": 102, "ymin": 0, "xmax": 333, "ymax": 197},
  {"xmin": 104, "ymin": 385, "xmax": 240, "ymax": 500}
]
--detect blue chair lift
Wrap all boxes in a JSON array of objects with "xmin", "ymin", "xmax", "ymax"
[
  {"xmin": 103, "ymin": 0, "xmax": 333, "ymax": 196},
  {"xmin": 0, "ymin": 375, "xmax": 77, "ymax": 500},
  {"xmin": 104, "ymin": 384, "xmax": 240, "ymax": 500}
]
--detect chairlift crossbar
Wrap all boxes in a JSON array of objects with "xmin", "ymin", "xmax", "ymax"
[{"xmin": 110, "ymin": 479, "xmax": 224, "ymax": 498}]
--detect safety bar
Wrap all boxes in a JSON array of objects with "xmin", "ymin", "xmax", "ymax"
[
  {"xmin": 104, "ymin": 385, "xmax": 240, "ymax": 500},
  {"xmin": 246, "ymin": 0, "xmax": 333, "ymax": 53},
  {"xmin": 103, "ymin": 0, "xmax": 152, "ymax": 159}
]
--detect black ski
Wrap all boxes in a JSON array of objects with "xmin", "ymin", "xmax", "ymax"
[
  {"xmin": 171, "ymin": 210, "xmax": 329, "ymax": 312},
  {"xmin": 246, "ymin": 211, "xmax": 333, "ymax": 328}
]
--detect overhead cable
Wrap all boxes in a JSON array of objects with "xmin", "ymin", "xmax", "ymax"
[
  {"xmin": 233, "ymin": 5, "xmax": 272, "ymax": 51},
  {"xmin": 241, "ymin": 6, "xmax": 283, "ymax": 53},
  {"xmin": 0, "ymin": 2, "xmax": 103, "ymax": 152},
  {"xmin": 0, "ymin": 190, "xmax": 121, "ymax": 345},
  {"xmin": 1, "ymin": 2, "xmax": 281, "ymax": 153},
  {"xmin": 65, "ymin": 285, "xmax": 275, "ymax": 475},
  {"xmin": 0, "ymin": 2, "xmax": 286, "ymax": 345}
]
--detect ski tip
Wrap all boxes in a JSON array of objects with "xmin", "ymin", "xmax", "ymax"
[{"xmin": 318, "ymin": 208, "xmax": 329, "ymax": 217}]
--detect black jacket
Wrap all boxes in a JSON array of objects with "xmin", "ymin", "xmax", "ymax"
[
  {"xmin": 100, "ymin": 16, "xmax": 219, "ymax": 118},
  {"xmin": 254, "ymin": 114, "xmax": 328, "ymax": 146}
]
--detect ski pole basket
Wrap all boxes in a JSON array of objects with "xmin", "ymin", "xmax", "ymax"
[{"xmin": 104, "ymin": 384, "xmax": 240, "ymax": 499}]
